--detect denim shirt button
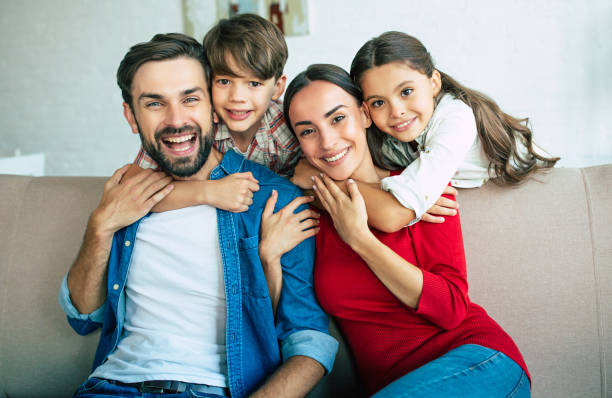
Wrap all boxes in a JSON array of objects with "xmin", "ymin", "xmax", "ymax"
[
  {"xmin": 124, "ymin": 240, "xmax": 130, "ymax": 247},
  {"xmin": 112, "ymin": 283, "xmax": 119, "ymax": 291}
]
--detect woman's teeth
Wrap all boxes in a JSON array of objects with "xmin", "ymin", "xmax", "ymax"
[{"xmin": 324, "ymin": 148, "xmax": 348, "ymax": 162}]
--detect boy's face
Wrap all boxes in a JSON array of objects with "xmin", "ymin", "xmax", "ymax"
[{"xmin": 212, "ymin": 55, "xmax": 286, "ymax": 138}]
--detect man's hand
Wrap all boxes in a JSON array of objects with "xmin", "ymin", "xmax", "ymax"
[
  {"xmin": 207, "ymin": 172, "xmax": 260, "ymax": 212},
  {"xmin": 421, "ymin": 185, "xmax": 459, "ymax": 223},
  {"xmin": 91, "ymin": 164, "xmax": 174, "ymax": 236}
]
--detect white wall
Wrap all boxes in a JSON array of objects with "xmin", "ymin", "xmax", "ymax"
[{"xmin": 1, "ymin": 0, "xmax": 610, "ymax": 176}]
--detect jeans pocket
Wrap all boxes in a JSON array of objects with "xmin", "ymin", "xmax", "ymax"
[{"xmin": 74, "ymin": 378, "xmax": 108, "ymax": 395}]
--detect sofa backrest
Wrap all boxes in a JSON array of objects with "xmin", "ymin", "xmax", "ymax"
[{"xmin": 1, "ymin": 166, "xmax": 611, "ymax": 398}]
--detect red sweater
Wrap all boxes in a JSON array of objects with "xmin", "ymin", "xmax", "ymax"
[{"xmin": 314, "ymin": 192, "xmax": 529, "ymax": 394}]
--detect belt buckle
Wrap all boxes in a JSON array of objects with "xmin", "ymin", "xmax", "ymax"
[{"xmin": 139, "ymin": 381, "xmax": 168, "ymax": 393}]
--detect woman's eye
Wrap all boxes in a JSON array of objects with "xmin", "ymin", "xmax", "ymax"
[
  {"xmin": 332, "ymin": 115, "xmax": 345, "ymax": 124},
  {"xmin": 299, "ymin": 128, "xmax": 314, "ymax": 137},
  {"xmin": 249, "ymin": 81, "xmax": 262, "ymax": 87},
  {"xmin": 370, "ymin": 100, "xmax": 384, "ymax": 108},
  {"xmin": 401, "ymin": 88, "xmax": 413, "ymax": 96}
]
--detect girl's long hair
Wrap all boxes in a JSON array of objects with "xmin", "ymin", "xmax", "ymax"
[{"xmin": 350, "ymin": 31, "xmax": 559, "ymax": 185}]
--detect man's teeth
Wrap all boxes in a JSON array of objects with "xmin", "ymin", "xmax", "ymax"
[
  {"xmin": 324, "ymin": 148, "xmax": 348, "ymax": 162},
  {"xmin": 165, "ymin": 135, "xmax": 194, "ymax": 143}
]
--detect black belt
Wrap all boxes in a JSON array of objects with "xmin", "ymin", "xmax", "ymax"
[{"xmin": 108, "ymin": 379, "xmax": 229, "ymax": 395}]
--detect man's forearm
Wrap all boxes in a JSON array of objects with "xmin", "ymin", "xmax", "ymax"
[
  {"xmin": 250, "ymin": 355, "xmax": 325, "ymax": 398},
  {"xmin": 66, "ymin": 215, "xmax": 114, "ymax": 314}
]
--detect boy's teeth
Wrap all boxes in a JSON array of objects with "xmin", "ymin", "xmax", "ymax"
[{"xmin": 324, "ymin": 148, "xmax": 348, "ymax": 162}]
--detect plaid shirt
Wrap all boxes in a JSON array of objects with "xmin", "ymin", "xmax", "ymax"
[{"xmin": 134, "ymin": 100, "xmax": 302, "ymax": 178}]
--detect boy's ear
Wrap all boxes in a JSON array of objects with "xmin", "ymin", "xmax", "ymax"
[
  {"xmin": 123, "ymin": 102, "xmax": 140, "ymax": 135},
  {"xmin": 431, "ymin": 69, "xmax": 442, "ymax": 97},
  {"xmin": 360, "ymin": 102, "xmax": 372, "ymax": 128},
  {"xmin": 271, "ymin": 75, "xmax": 287, "ymax": 100}
]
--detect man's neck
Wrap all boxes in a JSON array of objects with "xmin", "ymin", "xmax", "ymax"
[{"xmin": 173, "ymin": 148, "xmax": 223, "ymax": 181}]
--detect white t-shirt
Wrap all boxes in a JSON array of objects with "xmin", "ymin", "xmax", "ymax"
[
  {"xmin": 380, "ymin": 93, "xmax": 491, "ymax": 221},
  {"xmin": 91, "ymin": 205, "xmax": 228, "ymax": 387}
]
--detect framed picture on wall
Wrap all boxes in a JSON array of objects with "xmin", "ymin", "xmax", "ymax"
[{"xmin": 183, "ymin": 0, "xmax": 310, "ymax": 41}]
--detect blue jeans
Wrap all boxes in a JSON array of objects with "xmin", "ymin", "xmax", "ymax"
[
  {"xmin": 371, "ymin": 344, "xmax": 530, "ymax": 398},
  {"xmin": 73, "ymin": 378, "xmax": 226, "ymax": 398}
]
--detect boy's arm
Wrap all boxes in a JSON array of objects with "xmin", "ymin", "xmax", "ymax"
[{"xmin": 125, "ymin": 164, "xmax": 259, "ymax": 213}]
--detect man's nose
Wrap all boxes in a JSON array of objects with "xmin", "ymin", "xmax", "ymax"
[{"xmin": 165, "ymin": 104, "xmax": 187, "ymax": 127}]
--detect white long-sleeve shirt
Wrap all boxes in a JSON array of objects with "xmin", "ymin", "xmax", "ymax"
[{"xmin": 380, "ymin": 94, "xmax": 491, "ymax": 223}]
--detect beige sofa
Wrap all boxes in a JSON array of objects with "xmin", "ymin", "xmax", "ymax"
[{"xmin": 1, "ymin": 165, "xmax": 611, "ymax": 398}]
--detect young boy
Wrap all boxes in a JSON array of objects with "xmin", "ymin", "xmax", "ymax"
[{"xmin": 132, "ymin": 13, "xmax": 301, "ymax": 212}]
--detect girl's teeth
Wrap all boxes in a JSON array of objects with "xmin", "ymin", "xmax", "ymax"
[{"xmin": 324, "ymin": 148, "xmax": 348, "ymax": 162}]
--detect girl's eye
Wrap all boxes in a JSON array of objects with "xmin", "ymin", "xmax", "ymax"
[
  {"xmin": 331, "ymin": 115, "xmax": 345, "ymax": 124},
  {"xmin": 217, "ymin": 79, "xmax": 230, "ymax": 85},
  {"xmin": 401, "ymin": 88, "xmax": 413, "ymax": 97},
  {"xmin": 299, "ymin": 128, "xmax": 315, "ymax": 137},
  {"xmin": 370, "ymin": 100, "xmax": 384, "ymax": 108},
  {"xmin": 248, "ymin": 81, "xmax": 262, "ymax": 87}
]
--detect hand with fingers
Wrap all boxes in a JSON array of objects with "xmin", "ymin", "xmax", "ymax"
[
  {"xmin": 91, "ymin": 164, "xmax": 174, "ymax": 237},
  {"xmin": 290, "ymin": 158, "xmax": 320, "ymax": 189},
  {"xmin": 259, "ymin": 190, "xmax": 320, "ymax": 314},
  {"xmin": 421, "ymin": 185, "xmax": 459, "ymax": 223},
  {"xmin": 312, "ymin": 174, "xmax": 372, "ymax": 248},
  {"xmin": 209, "ymin": 172, "xmax": 260, "ymax": 212}
]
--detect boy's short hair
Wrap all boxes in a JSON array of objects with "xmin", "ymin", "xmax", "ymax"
[
  {"xmin": 204, "ymin": 13, "xmax": 288, "ymax": 80},
  {"xmin": 117, "ymin": 33, "xmax": 211, "ymax": 108}
]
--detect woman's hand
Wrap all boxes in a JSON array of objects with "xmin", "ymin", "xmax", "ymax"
[
  {"xmin": 312, "ymin": 174, "xmax": 372, "ymax": 248},
  {"xmin": 259, "ymin": 190, "xmax": 320, "ymax": 314},
  {"xmin": 290, "ymin": 158, "xmax": 320, "ymax": 189}
]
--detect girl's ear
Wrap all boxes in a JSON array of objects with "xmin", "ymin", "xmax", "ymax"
[
  {"xmin": 431, "ymin": 69, "xmax": 442, "ymax": 97},
  {"xmin": 213, "ymin": 111, "xmax": 219, "ymax": 124},
  {"xmin": 360, "ymin": 102, "xmax": 372, "ymax": 128}
]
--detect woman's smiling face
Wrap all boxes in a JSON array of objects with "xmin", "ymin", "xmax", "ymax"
[{"xmin": 288, "ymin": 80, "xmax": 372, "ymax": 181}]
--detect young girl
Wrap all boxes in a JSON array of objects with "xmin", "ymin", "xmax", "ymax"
[
  {"xmin": 281, "ymin": 63, "xmax": 530, "ymax": 397},
  {"xmin": 350, "ymin": 31, "xmax": 559, "ymax": 223}
]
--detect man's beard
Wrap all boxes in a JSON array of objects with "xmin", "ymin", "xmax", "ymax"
[{"xmin": 138, "ymin": 123, "xmax": 213, "ymax": 178}]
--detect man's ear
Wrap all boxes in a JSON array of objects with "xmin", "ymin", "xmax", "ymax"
[
  {"xmin": 271, "ymin": 75, "xmax": 287, "ymax": 100},
  {"xmin": 123, "ymin": 102, "xmax": 139, "ymax": 135},
  {"xmin": 360, "ymin": 101, "xmax": 372, "ymax": 128},
  {"xmin": 431, "ymin": 69, "xmax": 442, "ymax": 97}
]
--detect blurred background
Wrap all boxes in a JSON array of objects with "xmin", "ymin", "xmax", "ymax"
[{"xmin": 1, "ymin": 0, "xmax": 610, "ymax": 176}]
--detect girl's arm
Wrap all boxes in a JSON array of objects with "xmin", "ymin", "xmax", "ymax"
[
  {"xmin": 123, "ymin": 164, "xmax": 260, "ymax": 213},
  {"xmin": 292, "ymin": 159, "xmax": 457, "ymax": 232},
  {"xmin": 313, "ymin": 174, "xmax": 469, "ymax": 329},
  {"xmin": 381, "ymin": 99, "xmax": 479, "ymax": 221}
]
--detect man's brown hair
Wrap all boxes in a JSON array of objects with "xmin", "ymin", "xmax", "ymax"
[
  {"xmin": 204, "ymin": 13, "xmax": 288, "ymax": 80},
  {"xmin": 117, "ymin": 33, "xmax": 211, "ymax": 108}
]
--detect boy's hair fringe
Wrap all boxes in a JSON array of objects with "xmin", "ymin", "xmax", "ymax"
[
  {"xmin": 204, "ymin": 13, "xmax": 288, "ymax": 80},
  {"xmin": 351, "ymin": 31, "xmax": 559, "ymax": 185}
]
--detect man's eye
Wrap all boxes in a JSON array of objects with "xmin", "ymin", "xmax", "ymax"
[
  {"xmin": 184, "ymin": 97, "xmax": 199, "ymax": 104},
  {"xmin": 146, "ymin": 101, "xmax": 162, "ymax": 108},
  {"xmin": 249, "ymin": 81, "xmax": 262, "ymax": 87},
  {"xmin": 370, "ymin": 100, "xmax": 384, "ymax": 108},
  {"xmin": 332, "ymin": 115, "xmax": 345, "ymax": 124},
  {"xmin": 401, "ymin": 88, "xmax": 413, "ymax": 96}
]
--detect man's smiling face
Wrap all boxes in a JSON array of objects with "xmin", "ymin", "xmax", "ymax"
[{"xmin": 124, "ymin": 56, "xmax": 214, "ymax": 178}]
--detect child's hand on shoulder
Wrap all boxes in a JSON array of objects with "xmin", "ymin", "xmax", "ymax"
[
  {"xmin": 290, "ymin": 158, "xmax": 319, "ymax": 189},
  {"xmin": 209, "ymin": 172, "xmax": 260, "ymax": 212},
  {"xmin": 422, "ymin": 185, "xmax": 459, "ymax": 223}
]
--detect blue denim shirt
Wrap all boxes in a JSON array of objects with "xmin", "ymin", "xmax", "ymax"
[{"xmin": 59, "ymin": 150, "xmax": 338, "ymax": 397}]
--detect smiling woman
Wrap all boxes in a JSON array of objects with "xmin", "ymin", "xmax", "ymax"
[{"xmin": 277, "ymin": 63, "xmax": 532, "ymax": 397}]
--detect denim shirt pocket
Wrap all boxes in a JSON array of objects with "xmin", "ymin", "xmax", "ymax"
[{"xmin": 238, "ymin": 235, "xmax": 269, "ymax": 298}]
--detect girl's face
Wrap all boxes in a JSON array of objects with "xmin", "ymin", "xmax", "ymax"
[
  {"xmin": 289, "ymin": 80, "xmax": 372, "ymax": 181},
  {"xmin": 360, "ymin": 62, "xmax": 441, "ymax": 142}
]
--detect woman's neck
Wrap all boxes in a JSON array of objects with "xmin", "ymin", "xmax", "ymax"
[{"xmin": 350, "ymin": 151, "xmax": 390, "ymax": 184}]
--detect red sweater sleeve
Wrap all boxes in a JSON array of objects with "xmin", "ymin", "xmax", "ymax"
[{"xmin": 412, "ymin": 195, "xmax": 470, "ymax": 330}]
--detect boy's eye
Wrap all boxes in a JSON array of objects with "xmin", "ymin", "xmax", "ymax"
[
  {"xmin": 331, "ymin": 115, "xmax": 345, "ymax": 124},
  {"xmin": 217, "ymin": 79, "xmax": 230, "ymax": 85},
  {"xmin": 370, "ymin": 100, "xmax": 384, "ymax": 108},
  {"xmin": 248, "ymin": 81, "xmax": 263, "ymax": 87},
  {"xmin": 401, "ymin": 88, "xmax": 413, "ymax": 97}
]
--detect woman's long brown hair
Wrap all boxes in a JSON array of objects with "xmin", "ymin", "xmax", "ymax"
[{"xmin": 351, "ymin": 31, "xmax": 559, "ymax": 185}]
